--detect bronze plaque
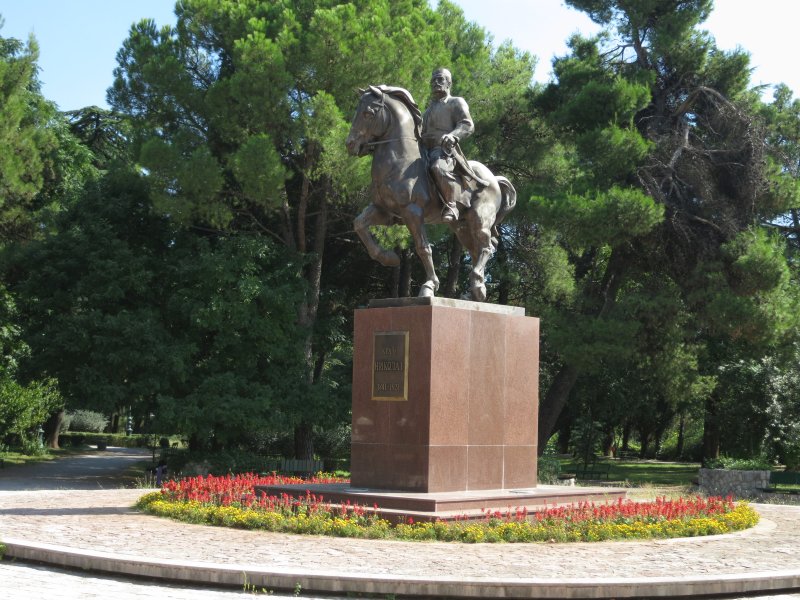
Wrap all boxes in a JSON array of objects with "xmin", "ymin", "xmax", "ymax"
[{"xmin": 372, "ymin": 331, "xmax": 409, "ymax": 401}]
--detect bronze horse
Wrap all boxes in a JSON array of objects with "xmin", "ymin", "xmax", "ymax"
[{"xmin": 345, "ymin": 85, "xmax": 516, "ymax": 302}]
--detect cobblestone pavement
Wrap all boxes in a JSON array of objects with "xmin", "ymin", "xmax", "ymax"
[
  {"xmin": 1, "ymin": 488, "xmax": 799, "ymax": 582},
  {"xmin": 2, "ymin": 451, "xmax": 800, "ymax": 597},
  {"xmin": 3, "ymin": 560, "xmax": 800, "ymax": 600},
  {"xmin": 0, "ymin": 560, "xmax": 344, "ymax": 599}
]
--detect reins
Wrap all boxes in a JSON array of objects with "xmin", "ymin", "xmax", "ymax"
[
  {"xmin": 363, "ymin": 93, "xmax": 420, "ymax": 151},
  {"xmin": 365, "ymin": 137, "xmax": 418, "ymax": 148}
]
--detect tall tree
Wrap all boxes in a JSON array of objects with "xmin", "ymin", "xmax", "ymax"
[
  {"xmin": 0, "ymin": 20, "xmax": 97, "ymax": 448},
  {"xmin": 107, "ymin": 0, "xmax": 539, "ymax": 456},
  {"xmin": 528, "ymin": 0, "xmax": 798, "ymax": 456},
  {"xmin": 7, "ymin": 168, "xmax": 309, "ymax": 450}
]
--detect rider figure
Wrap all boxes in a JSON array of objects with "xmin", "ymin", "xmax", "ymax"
[{"xmin": 421, "ymin": 68, "xmax": 487, "ymax": 222}]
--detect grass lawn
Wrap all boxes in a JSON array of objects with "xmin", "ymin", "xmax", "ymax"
[
  {"xmin": 561, "ymin": 458, "xmax": 701, "ymax": 487},
  {"xmin": 0, "ymin": 446, "xmax": 92, "ymax": 468}
]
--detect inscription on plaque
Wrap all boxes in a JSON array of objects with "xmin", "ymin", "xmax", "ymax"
[{"xmin": 372, "ymin": 331, "xmax": 409, "ymax": 401}]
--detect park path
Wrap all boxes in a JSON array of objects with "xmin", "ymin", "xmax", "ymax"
[
  {"xmin": 0, "ymin": 446, "xmax": 151, "ymax": 491},
  {"xmin": 1, "ymin": 450, "xmax": 800, "ymax": 598},
  {"xmin": 0, "ymin": 447, "xmax": 342, "ymax": 598}
]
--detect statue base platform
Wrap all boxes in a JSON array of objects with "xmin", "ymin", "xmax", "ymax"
[
  {"xmin": 350, "ymin": 297, "xmax": 539, "ymax": 493},
  {"xmin": 255, "ymin": 482, "xmax": 627, "ymax": 524}
]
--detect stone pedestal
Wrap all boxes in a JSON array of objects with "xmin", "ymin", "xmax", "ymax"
[{"xmin": 350, "ymin": 297, "xmax": 539, "ymax": 493}]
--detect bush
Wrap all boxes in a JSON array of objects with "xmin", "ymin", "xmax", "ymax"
[
  {"xmin": 0, "ymin": 377, "xmax": 61, "ymax": 446},
  {"xmin": 537, "ymin": 456, "xmax": 561, "ymax": 484},
  {"xmin": 314, "ymin": 424, "xmax": 351, "ymax": 460},
  {"xmin": 782, "ymin": 446, "xmax": 800, "ymax": 471},
  {"xmin": 19, "ymin": 433, "xmax": 47, "ymax": 456},
  {"xmin": 58, "ymin": 431, "xmax": 153, "ymax": 448},
  {"xmin": 706, "ymin": 456, "xmax": 772, "ymax": 470},
  {"xmin": 66, "ymin": 410, "xmax": 109, "ymax": 433}
]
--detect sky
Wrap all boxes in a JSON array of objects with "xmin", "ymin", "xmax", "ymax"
[{"xmin": 0, "ymin": 0, "xmax": 799, "ymax": 112}]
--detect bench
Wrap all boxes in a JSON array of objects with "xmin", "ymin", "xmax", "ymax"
[
  {"xmin": 577, "ymin": 458, "xmax": 611, "ymax": 480},
  {"xmin": 280, "ymin": 458, "xmax": 324, "ymax": 476},
  {"xmin": 769, "ymin": 470, "xmax": 800, "ymax": 487}
]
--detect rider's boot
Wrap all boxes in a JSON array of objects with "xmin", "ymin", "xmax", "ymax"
[
  {"xmin": 442, "ymin": 201, "xmax": 459, "ymax": 222},
  {"xmin": 440, "ymin": 179, "xmax": 462, "ymax": 222}
]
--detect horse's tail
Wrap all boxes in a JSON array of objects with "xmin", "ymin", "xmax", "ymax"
[{"xmin": 491, "ymin": 176, "xmax": 517, "ymax": 238}]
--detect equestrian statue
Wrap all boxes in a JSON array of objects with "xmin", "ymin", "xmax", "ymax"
[{"xmin": 345, "ymin": 68, "xmax": 516, "ymax": 302}]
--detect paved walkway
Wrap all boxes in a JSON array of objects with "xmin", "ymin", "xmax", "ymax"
[
  {"xmin": 1, "ymin": 450, "xmax": 800, "ymax": 598},
  {"xmin": 0, "ymin": 446, "xmax": 150, "ymax": 490}
]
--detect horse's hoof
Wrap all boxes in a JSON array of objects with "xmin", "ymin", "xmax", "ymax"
[
  {"xmin": 418, "ymin": 281, "xmax": 436, "ymax": 298},
  {"xmin": 471, "ymin": 285, "xmax": 487, "ymax": 302},
  {"xmin": 376, "ymin": 251, "xmax": 401, "ymax": 267}
]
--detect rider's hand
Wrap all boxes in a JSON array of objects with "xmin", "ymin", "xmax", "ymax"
[{"xmin": 441, "ymin": 134, "xmax": 457, "ymax": 150}]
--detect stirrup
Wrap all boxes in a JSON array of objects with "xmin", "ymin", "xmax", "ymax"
[{"xmin": 442, "ymin": 205, "xmax": 459, "ymax": 222}]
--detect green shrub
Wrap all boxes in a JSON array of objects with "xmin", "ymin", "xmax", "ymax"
[
  {"xmin": 706, "ymin": 456, "xmax": 772, "ymax": 470},
  {"xmin": 59, "ymin": 431, "xmax": 153, "ymax": 448},
  {"xmin": 66, "ymin": 410, "xmax": 108, "ymax": 433},
  {"xmin": 783, "ymin": 446, "xmax": 800, "ymax": 471},
  {"xmin": 19, "ymin": 433, "xmax": 47, "ymax": 456},
  {"xmin": 537, "ymin": 456, "xmax": 561, "ymax": 484}
]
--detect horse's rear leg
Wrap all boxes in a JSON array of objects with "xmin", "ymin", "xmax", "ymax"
[
  {"xmin": 468, "ymin": 226, "xmax": 495, "ymax": 302},
  {"xmin": 354, "ymin": 204, "xmax": 400, "ymax": 267}
]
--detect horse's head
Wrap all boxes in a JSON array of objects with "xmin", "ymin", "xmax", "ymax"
[{"xmin": 346, "ymin": 85, "xmax": 391, "ymax": 157}]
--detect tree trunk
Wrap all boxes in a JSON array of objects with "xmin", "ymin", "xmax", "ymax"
[
  {"xmin": 389, "ymin": 250, "xmax": 401, "ymax": 298},
  {"xmin": 188, "ymin": 432, "xmax": 203, "ymax": 452},
  {"xmin": 702, "ymin": 396, "xmax": 720, "ymax": 465},
  {"xmin": 495, "ymin": 233, "xmax": 511, "ymax": 305},
  {"xmin": 676, "ymin": 411, "xmax": 686, "ymax": 458},
  {"xmin": 602, "ymin": 427, "xmax": 615, "ymax": 457},
  {"xmin": 44, "ymin": 409, "xmax": 65, "ymax": 450},
  {"xmin": 399, "ymin": 249, "xmax": 412, "ymax": 297},
  {"xmin": 537, "ymin": 364, "xmax": 580, "ymax": 454},
  {"xmin": 557, "ymin": 426, "xmax": 571, "ymax": 454},
  {"xmin": 294, "ymin": 421, "xmax": 314, "ymax": 460},
  {"xmin": 537, "ymin": 247, "xmax": 628, "ymax": 454},
  {"xmin": 639, "ymin": 430, "xmax": 651, "ymax": 459},
  {"xmin": 441, "ymin": 235, "xmax": 463, "ymax": 298},
  {"xmin": 622, "ymin": 422, "xmax": 631, "ymax": 451},
  {"xmin": 294, "ymin": 172, "xmax": 328, "ymax": 462},
  {"xmin": 555, "ymin": 410, "xmax": 574, "ymax": 454}
]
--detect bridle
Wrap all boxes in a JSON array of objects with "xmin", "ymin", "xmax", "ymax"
[{"xmin": 360, "ymin": 92, "xmax": 418, "ymax": 150}]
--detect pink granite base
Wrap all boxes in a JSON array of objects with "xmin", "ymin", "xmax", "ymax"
[
  {"xmin": 351, "ymin": 297, "xmax": 539, "ymax": 493},
  {"xmin": 255, "ymin": 482, "xmax": 627, "ymax": 524}
]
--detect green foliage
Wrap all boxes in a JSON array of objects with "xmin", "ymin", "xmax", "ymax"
[
  {"xmin": 705, "ymin": 456, "xmax": 772, "ymax": 471},
  {"xmin": 0, "ymin": 24, "xmax": 96, "ymax": 240},
  {"xmin": 537, "ymin": 455, "xmax": 562, "ymax": 484},
  {"xmin": 65, "ymin": 410, "xmax": 109, "ymax": 433},
  {"xmin": 103, "ymin": 0, "xmax": 540, "ymax": 456},
  {"xmin": 157, "ymin": 233, "xmax": 308, "ymax": 448},
  {"xmin": 527, "ymin": 0, "xmax": 800, "ymax": 464},
  {"xmin": 6, "ymin": 168, "xmax": 310, "ymax": 450},
  {"xmin": 0, "ymin": 26, "xmax": 53, "ymax": 204},
  {"xmin": 0, "ymin": 376, "xmax": 60, "ymax": 444},
  {"xmin": 531, "ymin": 186, "xmax": 663, "ymax": 248}
]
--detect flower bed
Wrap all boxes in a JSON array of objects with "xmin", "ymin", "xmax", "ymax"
[{"xmin": 136, "ymin": 473, "xmax": 759, "ymax": 543}]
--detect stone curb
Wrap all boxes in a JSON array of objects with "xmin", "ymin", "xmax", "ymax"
[{"xmin": 4, "ymin": 536, "xmax": 800, "ymax": 598}]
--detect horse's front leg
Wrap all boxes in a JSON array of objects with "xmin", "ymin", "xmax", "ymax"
[
  {"xmin": 402, "ymin": 204, "xmax": 440, "ymax": 297},
  {"xmin": 354, "ymin": 204, "xmax": 400, "ymax": 267}
]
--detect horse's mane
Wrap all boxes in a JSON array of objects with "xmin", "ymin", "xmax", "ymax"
[{"xmin": 375, "ymin": 85, "xmax": 423, "ymax": 140}]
